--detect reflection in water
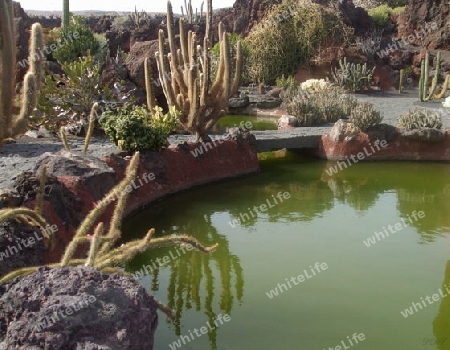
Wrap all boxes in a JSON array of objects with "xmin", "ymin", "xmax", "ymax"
[
  {"xmin": 123, "ymin": 153, "xmax": 450, "ymax": 349},
  {"xmin": 321, "ymin": 159, "xmax": 450, "ymax": 241},
  {"xmin": 124, "ymin": 211, "xmax": 243, "ymax": 350},
  {"xmin": 433, "ymin": 261, "xmax": 450, "ymax": 350}
]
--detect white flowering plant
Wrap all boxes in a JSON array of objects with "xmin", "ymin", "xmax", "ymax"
[{"xmin": 300, "ymin": 79, "xmax": 332, "ymax": 94}]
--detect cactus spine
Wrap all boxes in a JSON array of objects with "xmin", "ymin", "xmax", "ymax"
[
  {"xmin": 150, "ymin": 0, "xmax": 242, "ymax": 140},
  {"xmin": 419, "ymin": 50, "xmax": 445, "ymax": 102},
  {"xmin": 0, "ymin": 0, "xmax": 43, "ymax": 144},
  {"xmin": 399, "ymin": 68, "xmax": 404, "ymax": 93},
  {"xmin": 62, "ymin": 0, "xmax": 70, "ymax": 28}
]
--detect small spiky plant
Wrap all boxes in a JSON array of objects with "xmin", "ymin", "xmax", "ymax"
[
  {"xmin": 398, "ymin": 108, "xmax": 443, "ymax": 130},
  {"xmin": 349, "ymin": 102, "xmax": 383, "ymax": 131}
]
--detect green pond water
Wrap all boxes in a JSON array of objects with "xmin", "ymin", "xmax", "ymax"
[
  {"xmin": 123, "ymin": 152, "xmax": 450, "ymax": 350},
  {"xmin": 214, "ymin": 115, "xmax": 278, "ymax": 132}
]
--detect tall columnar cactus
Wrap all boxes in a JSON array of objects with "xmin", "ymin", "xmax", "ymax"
[
  {"xmin": 399, "ymin": 68, "xmax": 405, "ymax": 94},
  {"xmin": 181, "ymin": 0, "xmax": 204, "ymax": 24},
  {"xmin": 0, "ymin": 0, "xmax": 44, "ymax": 144},
  {"xmin": 62, "ymin": 0, "xmax": 70, "ymax": 28},
  {"xmin": 419, "ymin": 51, "xmax": 447, "ymax": 102},
  {"xmin": 148, "ymin": 0, "xmax": 242, "ymax": 141}
]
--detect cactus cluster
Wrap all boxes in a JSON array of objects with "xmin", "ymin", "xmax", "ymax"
[
  {"xmin": 332, "ymin": 57, "xmax": 375, "ymax": 92},
  {"xmin": 349, "ymin": 101, "xmax": 383, "ymax": 131},
  {"xmin": 146, "ymin": 0, "xmax": 242, "ymax": 141},
  {"xmin": 419, "ymin": 51, "xmax": 449, "ymax": 102},
  {"xmin": 398, "ymin": 107, "xmax": 443, "ymax": 130},
  {"xmin": 0, "ymin": 0, "xmax": 44, "ymax": 145},
  {"xmin": 128, "ymin": 6, "xmax": 151, "ymax": 28},
  {"xmin": 282, "ymin": 86, "xmax": 358, "ymax": 126},
  {"xmin": 181, "ymin": 0, "xmax": 204, "ymax": 24}
]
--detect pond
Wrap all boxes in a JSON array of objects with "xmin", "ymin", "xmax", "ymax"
[
  {"xmin": 214, "ymin": 115, "xmax": 278, "ymax": 132},
  {"xmin": 123, "ymin": 152, "xmax": 450, "ymax": 350}
]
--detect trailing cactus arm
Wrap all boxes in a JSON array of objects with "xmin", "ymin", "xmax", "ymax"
[
  {"xmin": 426, "ymin": 51, "xmax": 441, "ymax": 101},
  {"xmin": 0, "ymin": 208, "xmax": 51, "ymax": 236},
  {"xmin": 435, "ymin": 74, "xmax": 450, "ymax": 99},
  {"xmin": 60, "ymin": 152, "xmax": 140, "ymax": 266}
]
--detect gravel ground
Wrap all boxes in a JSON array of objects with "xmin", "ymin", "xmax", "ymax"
[
  {"xmin": 0, "ymin": 88, "xmax": 448, "ymax": 190},
  {"xmin": 354, "ymin": 88, "xmax": 450, "ymax": 128}
]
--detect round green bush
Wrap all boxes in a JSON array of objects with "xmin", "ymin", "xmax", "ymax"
[
  {"xmin": 349, "ymin": 102, "xmax": 383, "ymax": 131},
  {"xmin": 244, "ymin": 0, "xmax": 348, "ymax": 83},
  {"xmin": 100, "ymin": 104, "xmax": 178, "ymax": 152},
  {"xmin": 48, "ymin": 17, "xmax": 101, "ymax": 64}
]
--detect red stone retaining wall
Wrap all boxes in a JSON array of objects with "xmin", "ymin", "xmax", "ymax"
[
  {"xmin": 316, "ymin": 131, "xmax": 450, "ymax": 161},
  {"xmin": 42, "ymin": 140, "xmax": 259, "ymax": 263}
]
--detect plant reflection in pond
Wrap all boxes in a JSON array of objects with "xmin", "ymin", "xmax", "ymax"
[
  {"xmin": 433, "ymin": 260, "xmax": 450, "ymax": 350},
  {"xmin": 123, "ymin": 212, "xmax": 243, "ymax": 350}
]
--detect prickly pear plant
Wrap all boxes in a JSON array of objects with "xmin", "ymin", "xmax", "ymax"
[
  {"xmin": 398, "ymin": 108, "xmax": 443, "ymax": 130},
  {"xmin": 332, "ymin": 57, "xmax": 375, "ymax": 92},
  {"xmin": 0, "ymin": 0, "xmax": 44, "ymax": 145},
  {"xmin": 349, "ymin": 101, "xmax": 383, "ymax": 131},
  {"xmin": 146, "ymin": 0, "xmax": 242, "ymax": 141}
]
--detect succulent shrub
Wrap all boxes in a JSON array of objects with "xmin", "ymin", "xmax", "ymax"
[
  {"xmin": 368, "ymin": 4, "xmax": 393, "ymax": 27},
  {"xmin": 244, "ymin": 0, "xmax": 348, "ymax": 83},
  {"xmin": 32, "ymin": 55, "xmax": 109, "ymax": 130},
  {"xmin": 349, "ymin": 102, "xmax": 383, "ymax": 131},
  {"xmin": 47, "ymin": 16, "xmax": 101, "ymax": 64},
  {"xmin": 398, "ymin": 108, "xmax": 443, "ymax": 130},
  {"xmin": 391, "ymin": 6, "xmax": 405, "ymax": 16},
  {"xmin": 300, "ymin": 79, "xmax": 331, "ymax": 94},
  {"xmin": 332, "ymin": 57, "xmax": 375, "ymax": 92},
  {"xmin": 276, "ymin": 75, "xmax": 298, "ymax": 89},
  {"xmin": 100, "ymin": 104, "xmax": 178, "ymax": 152},
  {"xmin": 282, "ymin": 86, "xmax": 358, "ymax": 126}
]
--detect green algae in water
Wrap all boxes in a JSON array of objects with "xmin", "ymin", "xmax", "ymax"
[
  {"xmin": 214, "ymin": 115, "xmax": 278, "ymax": 132},
  {"xmin": 123, "ymin": 155, "xmax": 450, "ymax": 350}
]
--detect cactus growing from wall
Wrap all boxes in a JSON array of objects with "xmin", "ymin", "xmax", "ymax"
[
  {"xmin": 0, "ymin": 0, "xmax": 44, "ymax": 144},
  {"xmin": 147, "ymin": 0, "xmax": 242, "ymax": 141}
]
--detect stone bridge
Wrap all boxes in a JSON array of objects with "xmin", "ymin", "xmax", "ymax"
[{"xmin": 251, "ymin": 126, "xmax": 331, "ymax": 152}]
